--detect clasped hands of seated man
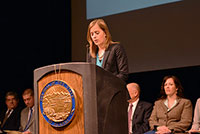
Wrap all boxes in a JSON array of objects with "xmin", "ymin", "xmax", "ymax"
[
  {"xmin": 22, "ymin": 131, "xmax": 31, "ymax": 134},
  {"xmin": 156, "ymin": 126, "xmax": 172, "ymax": 134}
]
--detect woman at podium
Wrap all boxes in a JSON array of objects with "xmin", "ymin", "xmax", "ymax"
[{"xmin": 86, "ymin": 19, "xmax": 129, "ymax": 82}]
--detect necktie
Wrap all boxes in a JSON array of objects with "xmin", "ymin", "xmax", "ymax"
[
  {"xmin": 24, "ymin": 108, "xmax": 33, "ymax": 131},
  {"xmin": 1, "ymin": 109, "xmax": 11, "ymax": 128},
  {"xmin": 128, "ymin": 104, "xmax": 133, "ymax": 134}
]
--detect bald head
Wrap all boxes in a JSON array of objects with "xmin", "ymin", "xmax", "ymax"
[{"xmin": 127, "ymin": 83, "xmax": 140, "ymax": 101}]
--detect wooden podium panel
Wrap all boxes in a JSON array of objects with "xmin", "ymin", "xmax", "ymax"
[
  {"xmin": 37, "ymin": 71, "xmax": 84, "ymax": 134},
  {"xmin": 34, "ymin": 62, "xmax": 128, "ymax": 134}
]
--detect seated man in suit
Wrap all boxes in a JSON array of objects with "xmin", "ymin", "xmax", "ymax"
[
  {"xmin": 0, "ymin": 91, "xmax": 22, "ymax": 131},
  {"xmin": 20, "ymin": 88, "xmax": 34, "ymax": 134},
  {"xmin": 127, "ymin": 83, "xmax": 153, "ymax": 134}
]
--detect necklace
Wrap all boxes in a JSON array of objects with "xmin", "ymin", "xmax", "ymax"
[{"xmin": 98, "ymin": 51, "xmax": 105, "ymax": 59}]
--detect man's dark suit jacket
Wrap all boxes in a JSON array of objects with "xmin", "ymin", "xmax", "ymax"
[
  {"xmin": 87, "ymin": 43, "xmax": 129, "ymax": 82},
  {"xmin": 130, "ymin": 100, "xmax": 153, "ymax": 134},
  {"xmin": 0, "ymin": 106, "xmax": 22, "ymax": 131}
]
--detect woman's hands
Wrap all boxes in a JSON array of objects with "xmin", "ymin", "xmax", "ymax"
[{"xmin": 156, "ymin": 126, "xmax": 171, "ymax": 134}]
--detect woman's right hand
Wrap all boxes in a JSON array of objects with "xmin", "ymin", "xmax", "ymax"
[{"xmin": 188, "ymin": 129, "xmax": 200, "ymax": 134}]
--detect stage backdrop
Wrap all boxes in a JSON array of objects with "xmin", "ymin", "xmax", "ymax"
[{"xmin": 71, "ymin": 0, "xmax": 200, "ymax": 73}]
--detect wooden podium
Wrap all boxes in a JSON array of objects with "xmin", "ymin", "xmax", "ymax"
[{"xmin": 34, "ymin": 62, "xmax": 128, "ymax": 134}]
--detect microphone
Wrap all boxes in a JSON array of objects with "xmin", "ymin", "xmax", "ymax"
[
  {"xmin": 86, "ymin": 44, "xmax": 90, "ymax": 62},
  {"xmin": 86, "ymin": 44, "xmax": 90, "ymax": 48}
]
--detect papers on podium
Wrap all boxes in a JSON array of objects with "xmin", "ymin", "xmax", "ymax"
[{"xmin": 4, "ymin": 130, "xmax": 22, "ymax": 134}]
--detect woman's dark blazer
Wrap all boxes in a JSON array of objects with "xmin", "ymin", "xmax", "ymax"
[{"xmin": 87, "ymin": 43, "xmax": 129, "ymax": 81}]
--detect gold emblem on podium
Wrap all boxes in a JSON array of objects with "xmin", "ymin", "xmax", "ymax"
[{"xmin": 40, "ymin": 80, "xmax": 76, "ymax": 127}]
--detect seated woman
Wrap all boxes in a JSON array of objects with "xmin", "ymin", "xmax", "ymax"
[
  {"xmin": 147, "ymin": 75, "xmax": 193, "ymax": 134},
  {"xmin": 189, "ymin": 98, "xmax": 200, "ymax": 133}
]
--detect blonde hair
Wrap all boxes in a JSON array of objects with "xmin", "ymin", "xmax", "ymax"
[
  {"xmin": 22, "ymin": 88, "xmax": 34, "ymax": 97},
  {"xmin": 127, "ymin": 83, "xmax": 141, "ymax": 95},
  {"xmin": 87, "ymin": 19, "xmax": 119, "ymax": 58}
]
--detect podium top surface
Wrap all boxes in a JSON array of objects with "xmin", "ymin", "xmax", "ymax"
[{"xmin": 34, "ymin": 62, "xmax": 91, "ymax": 72}]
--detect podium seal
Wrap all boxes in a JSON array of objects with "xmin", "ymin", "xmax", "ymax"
[{"xmin": 40, "ymin": 80, "xmax": 76, "ymax": 127}]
